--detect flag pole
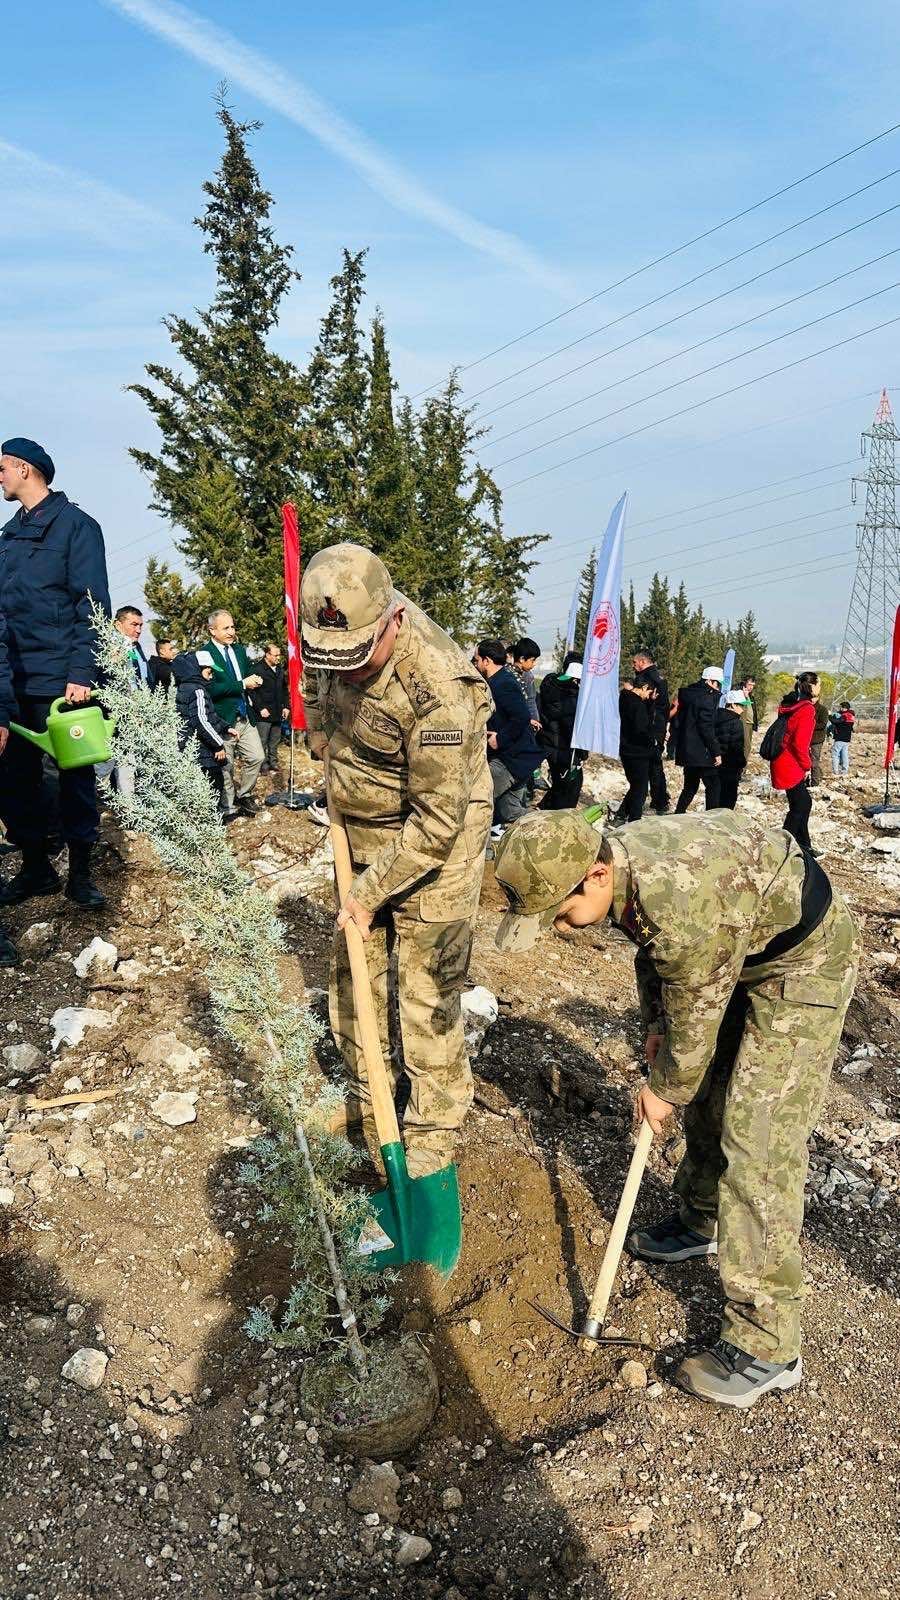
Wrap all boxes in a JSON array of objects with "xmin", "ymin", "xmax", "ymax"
[{"xmin": 267, "ymin": 503, "xmax": 312, "ymax": 811}]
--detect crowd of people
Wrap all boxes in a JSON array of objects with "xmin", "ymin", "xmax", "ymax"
[{"xmin": 0, "ymin": 440, "xmax": 865, "ymax": 1413}]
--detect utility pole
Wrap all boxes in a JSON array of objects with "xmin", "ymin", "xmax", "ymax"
[{"xmin": 832, "ymin": 389, "xmax": 900, "ymax": 718}]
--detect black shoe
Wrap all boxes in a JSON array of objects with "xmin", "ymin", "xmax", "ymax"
[
  {"xmin": 237, "ymin": 796, "xmax": 258, "ymax": 816},
  {"xmin": 65, "ymin": 842, "xmax": 105, "ymax": 910},
  {"xmin": 628, "ymin": 1212, "xmax": 718, "ymax": 1262},
  {"xmin": 222, "ymin": 810, "xmax": 241, "ymax": 824},
  {"xmin": 0, "ymin": 848, "xmax": 61, "ymax": 906},
  {"xmin": 0, "ymin": 927, "xmax": 19, "ymax": 966}
]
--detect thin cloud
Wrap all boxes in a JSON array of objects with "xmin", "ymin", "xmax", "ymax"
[
  {"xmin": 103, "ymin": 0, "xmax": 574, "ymax": 297},
  {"xmin": 0, "ymin": 139, "xmax": 175, "ymax": 248}
]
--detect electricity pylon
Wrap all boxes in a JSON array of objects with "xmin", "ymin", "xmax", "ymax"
[{"xmin": 832, "ymin": 389, "xmax": 900, "ymax": 718}]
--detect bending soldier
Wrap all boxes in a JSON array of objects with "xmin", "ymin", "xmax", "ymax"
[
  {"xmin": 300, "ymin": 544, "xmax": 493, "ymax": 1179},
  {"xmin": 492, "ymin": 809, "xmax": 858, "ymax": 1409}
]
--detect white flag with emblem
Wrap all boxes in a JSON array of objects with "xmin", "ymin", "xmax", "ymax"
[{"xmin": 572, "ymin": 491, "xmax": 627, "ymax": 758}]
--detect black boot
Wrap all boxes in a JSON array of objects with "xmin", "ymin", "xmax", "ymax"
[
  {"xmin": 0, "ymin": 925, "xmax": 19, "ymax": 966},
  {"xmin": 0, "ymin": 844, "xmax": 61, "ymax": 906},
  {"xmin": 65, "ymin": 842, "xmax": 105, "ymax": 909}
]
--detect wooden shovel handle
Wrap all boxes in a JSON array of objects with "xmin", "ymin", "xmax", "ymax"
[
  {"xmin": 580, "ymin": 1119, "xmax": 654, "ymax": 1351},
  {"xmin": 326, "ymin": 778, "xmax": 402, "ymax": 1149}
]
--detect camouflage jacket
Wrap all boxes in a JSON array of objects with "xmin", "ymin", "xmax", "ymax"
[
  {"xmin": 304, "ymin": 601, "xmax": 492, "ymax": 912},
  {"xmin": 605, "ymin": 812, "xmax": 830, "ymax": 1104}
]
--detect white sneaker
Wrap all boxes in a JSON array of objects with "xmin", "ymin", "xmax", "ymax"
[
  {"xmin": 490, "ymin": 824, "xmax": 505, "ymax": 841},
  {"xmin": 307, "ymin": 800, "xmax": 329, "ymax": 826}
]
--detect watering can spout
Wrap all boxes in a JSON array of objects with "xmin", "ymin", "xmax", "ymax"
[{"xmin": 8, "ymin": 724, "xmax": 53, "ymax": 757}]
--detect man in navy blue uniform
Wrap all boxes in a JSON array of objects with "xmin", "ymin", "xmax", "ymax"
[{"xmin": 0, "ymin": 438, "xmax": 111, "ymax": 910}]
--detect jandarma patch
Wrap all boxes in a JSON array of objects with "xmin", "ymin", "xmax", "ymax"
[{"xmin": 420, "ymin": 728, "xmax": 463, "ymax": 746}]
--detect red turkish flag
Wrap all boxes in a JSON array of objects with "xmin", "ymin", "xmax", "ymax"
[{"xmin": 281, "ymin": 502, "xmax": 306, "ymax": 733}]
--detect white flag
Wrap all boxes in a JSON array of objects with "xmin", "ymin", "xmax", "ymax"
[{"xmin": 572, "ymin": 492, "xmax": 627, "ymax": 757}]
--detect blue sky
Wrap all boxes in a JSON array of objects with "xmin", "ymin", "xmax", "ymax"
[{"xmin": 4, "ymin": 0, "xmax": 900, "ymax": 649}]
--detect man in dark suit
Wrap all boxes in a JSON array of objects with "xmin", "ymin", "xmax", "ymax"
[
  {"xmin": 474, "ymin": 638, "xmax": 542, "ymax": 835},
  {"xmin": 0, "ymin": 436, "xmax": 110, "ymax": 909},
  {"xmin": 203, "ymin": 608, "xmax": 264, "ymax": 818},
  {"xmin": 633, "ymin": 646, "xmax": 670, "ymax": 814},
  {"xmin": 249, "ymin": 642, "xmax": 287, "ymax": 773}
]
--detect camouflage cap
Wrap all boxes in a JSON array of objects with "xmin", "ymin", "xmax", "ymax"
[
  {"xmin": 493, "ymin": 810, "xmax": 603, "ymax": 953},
  {"xmin": 301, "ymin": 543, "xmax": 396, "ymax": 670}
]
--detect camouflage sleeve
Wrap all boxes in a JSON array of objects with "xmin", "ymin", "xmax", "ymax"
[
  {"xmin": 351, "ymin": 685, "xmax": 488, "ymax": 912},
  {"xmin": 634, "ymin": 948, "xmax": 665, "ymax": 1035},
  {"xmin": 302, "ymin": 663, "xmax": 324, "ymax": 734},
  {"xmin": 646, "ymin": 929, "xmax": 752, "ymax": 1105}
]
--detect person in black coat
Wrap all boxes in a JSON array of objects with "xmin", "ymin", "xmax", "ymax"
[
  {"xmin": 474, "ymin": 639, "xmax": 542, "ymax": 827},
  {"xmin": 614, "ymin": 679, "xmax": 657, "ymax": 822},
  {"xmin": 147, "ymin": 637, "xmax": 177, "ymax": 691},
  {"xmin": 0, "ymin": 437, "xmax": 111, "ymax": 910},
  {"xmin": 537, "ymin": 653, "xmax": 586, "ymax": 810},
  {"xmin": 173, "ymin": 652, "xmax": 235, "ymax": 811},
  {"xmin": 248, "ymin": 643, "xmax": 287, "ymax": 772},
  {"xmin": 715, "ymin": 693, "xmax": 748, "ymax": 809},
  {"xmin": 632, "ymin": 646, "xmax": 670, "ymax": 813},
  {"xmin": 672, "ymin": 667, "xmax": 723, "ymax": 812}
]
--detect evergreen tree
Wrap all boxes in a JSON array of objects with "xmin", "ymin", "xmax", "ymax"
[
  {"xmin": 732, "ymin": 610, "xmax": 769, "ymax": 701},
  {"xmin": 620, "ymin": 582, "xmax": 637, "ymax": 666},
  {"xmin": 572, "ymin": 548, "xmax": 597, "ymax": 656},
  {"xmin": 304, "ymin": 249, "xmax": 369, "ymax": 545},
  {"xmin": 362, "ymin": 314, "xmax": 423, "ymax": 593},
  {"xmin": 130, "ymin": 101, "xmax": 309, "ymax": 642}
]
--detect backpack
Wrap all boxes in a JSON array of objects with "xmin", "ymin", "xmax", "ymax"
[{"xmin": 759, "ymin": 712, "xmax": 788, "ymax": 762}]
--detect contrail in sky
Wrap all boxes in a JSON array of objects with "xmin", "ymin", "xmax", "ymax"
[
  {"xmin": 103, "ymin": 0, "xmax": 574, "ymax": 297},
  {"xmin": 0, "ymin": 138, "xmax": 174, "ymax": 247}
]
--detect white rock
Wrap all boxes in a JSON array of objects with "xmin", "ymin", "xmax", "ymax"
[
  {"xmin": 61, "ymin": 1348, "xmax": 108, "ymax": 1390},
  {"xmin": 2, "ymin": 1042, "xmax": 42, "ymax": 1075},
  {"xmin": 395, "ymin": 1534, "xmax": 432, "ymax": 1569},
  {"xmin": 872, "ymin": 810, "xmax": 900, "ymax": 832},
  {"xmin": 0, "ymin": 1187, "xmax": 15, "ymax": 1208},
  {"xmin": 19, "ymin": 921, "xmax": 57, "ymax": 953},
  {"xmin": 461, "ymin": 986, "xmax": 499, "ymax": 1054},
  {"xmin": 869, "ymin": 836, "xmax": 900, "ymax": 856},
  {"xmin": 151, "ymin": 1091, "xmax": 198, "ymax": 1128},
  {"xmin": 25, "ymin": 1314, "xmax": 54, "ymax": 1336},
  {"xmin": 50, "ymin": 1007, "xmax": 112, "ymax": 1051},
  {"xmin": 116, "ymin": 959, "xmax": 148, "ymax": 985},
  {"xmin": 73, "ymin": 937, "xmax": 118, "ymax": 978},
  {"xmin": 136, "ymin": 1032, "xmax": 201, "ymax": 1075},
  {"xmin": 740, "ymin": 1508, "xmax": 763, "ymax": 1533}
]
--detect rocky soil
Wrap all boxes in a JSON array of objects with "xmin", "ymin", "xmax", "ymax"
[{"xmin": 0, "ymin": 735, "xmax": 898, "ymax": 1599}]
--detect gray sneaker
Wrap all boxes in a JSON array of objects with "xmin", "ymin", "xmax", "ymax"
[
  {"xmin": 676, "ymin": 1340, "xmax": 803, "ymax": 1409},
  {"xmin": 628, "ymin": 1213, "xmax": 717, "ymax": 1262}
]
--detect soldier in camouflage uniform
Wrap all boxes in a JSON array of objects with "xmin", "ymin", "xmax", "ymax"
[
  {"xmin": 300, "ymin": 543, "xmax": 493, "ymax": 1179},
  {"xmin": 492, "ymin": 808, "xmax": 858, "ymax": 1409}
]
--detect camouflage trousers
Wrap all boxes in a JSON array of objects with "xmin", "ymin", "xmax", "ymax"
[
  {"xmin": 329, "ymin": 874, "xmax": 484, "ymax": 1181},
  {"xmin": 674, "ymin": 895, "xmax": 859, "ymax": 1361}
]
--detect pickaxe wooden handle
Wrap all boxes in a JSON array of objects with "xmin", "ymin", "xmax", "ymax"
[{"xmin": 579, "ymin": 1119, "xmax": 654, "ymax": 1352}]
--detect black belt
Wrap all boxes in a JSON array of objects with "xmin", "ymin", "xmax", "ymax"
[{"xmin": 744, "ymin": 849, "xmax": 833, "ymax": 968}]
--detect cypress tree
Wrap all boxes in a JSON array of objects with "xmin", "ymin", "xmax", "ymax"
[
  {"xmin": 130, "ymin": 101, "xmax": 309, "ymax": 642},
  {"xmin": 363, "ymin": 314, "xmax": 423, "ymax": 593},
  {"xmin": 573, "ymin": 548, "xmax": 597, "ymax": 656},
  {"xmin": 304, "ymin": 249, "xmax": 369, "ymax": 544}
]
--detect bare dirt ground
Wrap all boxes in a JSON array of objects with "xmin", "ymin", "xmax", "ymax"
[{"xmin": 0, "ymin": 732, "xmax": 898, "ymax": 1599}]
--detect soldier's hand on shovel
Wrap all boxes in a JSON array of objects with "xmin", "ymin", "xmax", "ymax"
[
  {"xmin": 635, "ymin": 1083, "xmax": 675, "ymax": 1137},
  {"xmin": 337, "ymin": 894, "xmax": 374, "ymax": 941}
]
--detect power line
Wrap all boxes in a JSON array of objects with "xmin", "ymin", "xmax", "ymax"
[
  {"xmin": 492, "ymin": 278, "xmax": 900, "ymax": 471},
  {"xmin": 529, "ymin": 508, "xmax": 850, "ymax": 611},
  {"xmin": 627, "ymin": 460, "xmax": 854, "ymax": 529},
  {"xmin": 502, "ymin": 311, "xmax": 900, "ymax": 490},
  {"xmin": 477, "ymin": 195, "xmax": 900, "ymax": 421},
  {"xmin": 411, "ymin": 119, "xmax": 900, "ymax": 398}
]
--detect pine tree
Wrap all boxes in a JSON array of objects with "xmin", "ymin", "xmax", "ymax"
[
  {"xmin": 572, "ymin": 549, "xmax": 597, "ymax": 656},
  {"xmin": 130, "ymin": 101, "xmax": 310, "ymax": 642},
  {"xmin": 362, "ymin": 314, "xmax": 423, "ymax": 593},
  {"xmin": 732, "ymin": 610, "xmax": 769, "ymax": 701},
  {"xmin": 620, "ymin": 582, "xmax": 637, "ymax": 666},
  {"xmin": 304, "ymin": 249, "xmax": 369, "ymax": 545},
  {"xmin": 635, "ymin": 575, "xmax": 676, "ymax": 679}
]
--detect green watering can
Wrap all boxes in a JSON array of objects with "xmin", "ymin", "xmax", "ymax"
[{"xmin": 10, "ymin": 697, "xmax": 116, "ymax": 770}]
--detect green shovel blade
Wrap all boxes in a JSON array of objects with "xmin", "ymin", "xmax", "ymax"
[{"xmin": 356, "ymin": 1141, "xmax": 462, "ymax": 1276}]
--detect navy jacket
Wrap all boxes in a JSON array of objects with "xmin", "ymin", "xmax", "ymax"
[
  {"xmin": 487, "ymin": 665, "xmax": 542, "ymax": 781},
  {"xmin": 0, "ymin": 491, "xmax": 111, "ymax": 699},
  {"xmin": 173, "ymin": 655, "xmax": 230, "ymax": 774},
  {"xmin": 0, "ymin": 611, "xmax": 17, "ymax": 728}
]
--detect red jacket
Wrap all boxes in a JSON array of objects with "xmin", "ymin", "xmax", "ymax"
[{"xmin": 771, "ymin": 698, "xmax": 816, "ymax": 791}]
